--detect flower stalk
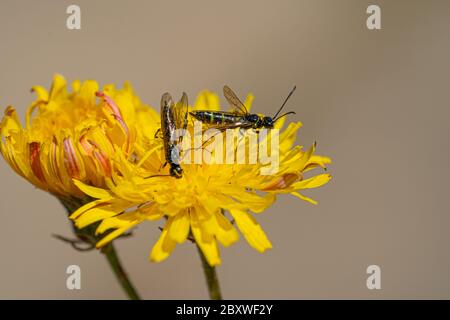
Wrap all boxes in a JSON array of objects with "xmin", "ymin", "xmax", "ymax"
[
  {"xmin": 197, "ymin": 243, "xmax": 222, "ymax": 300},
  {"xmin": 102, "ymin": 243, "xmax": 141, "ymax": 300}
]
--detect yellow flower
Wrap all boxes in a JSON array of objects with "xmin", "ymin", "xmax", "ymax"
[
  {"xmin": 0, "ymin": 74, "xmax": 156, "ymax": 199},
  {"xmin": 70, "ymin": 90, "xmax": 332, "ymax": 266}
]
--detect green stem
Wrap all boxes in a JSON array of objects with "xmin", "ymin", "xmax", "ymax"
[
  {"xmin": 102, "ymin": 243, "xmax": 141, "ymax": 300},
  {"xmin": 196, "ymin": 244, "xmax": 222, "ymax": 300}
]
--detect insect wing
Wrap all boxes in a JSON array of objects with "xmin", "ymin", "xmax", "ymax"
[
  {"xmin": 174, "ymin": 92, "xmax": 189, "ymax": 131},
  {"xmin": 172, "ymin": 92, "xmax": 189, "ymax": 147},
  {"xmin": 160, "ymin": 92, "xmax": 174, "ymax": 140},
  {"xmin": 223, "ymin": 85, "xmax": 248, "ymax": 115}
]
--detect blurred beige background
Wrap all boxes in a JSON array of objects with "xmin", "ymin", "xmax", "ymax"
[{"xmin": 1, "ymin": 0, "xmax": 450, "ymax": 299}]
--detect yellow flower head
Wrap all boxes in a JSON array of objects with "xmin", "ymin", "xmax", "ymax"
[
  {"xmin": 0, "ymin": 74, "xmax": 157, "ymax": 198},
  {"xmin": 69, "ymin": 89, "xmax": 332, "ymax": 266}
]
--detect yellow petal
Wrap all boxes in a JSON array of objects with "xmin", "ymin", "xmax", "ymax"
[
  {"xmin": 291, "ymin": 173, "xmax": 332, "ymax": 190},
  {"xmin": 69, "ymin": 198, "xmax": 110, "ymax": 220},
  {"xmin": 243, "ymin": 93, "xmax": 254, "ymax": 112},
  {"xmin": 191, "ymin": 209, "xmax": 221, "ymax": 266},
  {"xmin": 168, "ymin": 210, "xmax": 190, "ymax": 243},
  {"xmin": 304, "ymin": 155, "xmax": 332, "ymax": 172},
  {"xmin": 150, "ymin": 218, "xmax": 177, "ymax": 263},
  {"xmin": 31, "ymin": 85, "xmax": 49, "ymax": 102},
  {"xmin": 49, "ymin": 74, "xmax": 67, "ymax": 100},
  {"xmin": 211, "ymin": 211, "xmax": 239, "ymax": 247},
  {"xmin": 1, "ymin": 106, "xmax": 21, "ymax": 133},
  {"xmin": 291, "ymin": 191, "xmax": 318, "ymax": 205},
  {"xmin": 194, "ymin": 91, "xmax": 221, "ymax": 111},
  {"xmin": 279, "ymin": 122, "xmax": 302, "ymax": 151},
  {"xmin": 229, "ymin": 209, "xmax": 272, "ymax": 253},
  {"xmin": 296, "ymin": 142, "xmax": 315, "ymax": 172},
  {"xmin": 75, "ymin": 208, "xmax": 119, "ymax": 229},
  {"xmin": 96, "ymin": 221, "xmax": 139, "ymax": 248},
  {"xmin": 222, "ymin": 188, "xmax": 275, "ymax": 213},
  {"xmin": 96, "ymin": 211, "xmax": 142, "ymax": 234},
  {"xmin": 197, "ymin": 193, "xmax": 221, "ymax": 216},
  {"xmin": 73, "ymin": 199, "xmax": 132, "ymax": 228},
  {"xmin": 72, "ymin": 80, "xmax": 81, "ymax": 92},
  {"xmin": 73, "ymin": 179, "xmax": 112, "ymax": 199},
  {"xmin": 138, "ymin": 202, "xmax": 163, "ymax": 221},
  {"xmin": 79, "ymin": 80, "xmax": 99, "ymax": 107}
]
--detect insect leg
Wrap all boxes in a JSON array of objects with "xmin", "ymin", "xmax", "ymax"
[{"xmin": 154, "ymin": 128, "xmax": 161, "ymax": 139}]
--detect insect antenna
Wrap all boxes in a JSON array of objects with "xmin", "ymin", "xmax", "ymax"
[
  {"xmin": 274, "ymin": 111, "xmax": 296, "ymax": 122},
  {"xmin": 273, "ymin": 85, "xmax": 297, "ymax": 120}
]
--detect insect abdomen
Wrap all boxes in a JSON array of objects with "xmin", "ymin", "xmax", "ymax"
[{"xmin": 191, "ymin": 111, "xmax": 239, "ymax": 124}]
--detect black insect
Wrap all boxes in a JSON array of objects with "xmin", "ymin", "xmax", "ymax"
[
  {"xmin": 189, "ymin": 85, "xmax": 297, "ymax": 132},
  {"xmin": 151, "ymin": 92, "xmax": 189, "ymax": 179}
]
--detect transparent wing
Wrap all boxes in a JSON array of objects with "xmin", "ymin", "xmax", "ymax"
[
  {"xmin": 160, "ymin": 92, "xmax": 174, "ymax": 138},
  {"xmin": 174, "ymin": 92, "xmax": 189, "ymax": 131},
  {"xmin": 171, "ymin": 92, "xmax": 189, "ymax": 146},
  {"xmin": 223, "ymin": 85, "xmax": 248, "ymax": 115}
]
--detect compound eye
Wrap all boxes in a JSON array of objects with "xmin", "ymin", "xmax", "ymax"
[{"xmin": 263, "ymin": 117, "xmax": 273, "ymax": 126}]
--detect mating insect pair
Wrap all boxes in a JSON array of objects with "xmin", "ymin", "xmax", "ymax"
[{"xmin": 153, "ymin": 85, "xmax": 297, "ymax": 179}]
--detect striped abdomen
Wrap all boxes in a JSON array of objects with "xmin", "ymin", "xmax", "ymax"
[{"xmin": 190, "ymin": 111, "xmax": 241, "ymax": 125}]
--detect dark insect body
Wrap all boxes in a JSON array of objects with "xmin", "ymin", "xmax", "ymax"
[
  {"xmin": 150, "ymin": 92, "xmax": 188, "ymax": 179},
  {"xmin": 189, "ymin": 85, "xmax": 297, "ymax": 132}
]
